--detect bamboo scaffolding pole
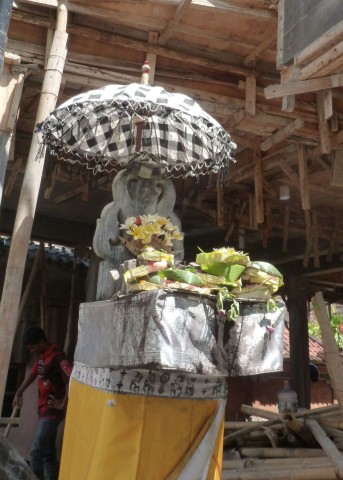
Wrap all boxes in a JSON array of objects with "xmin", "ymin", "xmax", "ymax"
[
  {"xmin": 323, "ymin": 425, "xmax": 343, "ymax": 440},
  {"xmin": 225, "ymin": 421, "xmax": 267, "ymax": 430},
  {"xmin": 39, "ymin": 242, "xmax": 47, "ymax": 330},
  {"xmin": 312, "ymin": 291, "xmax": 343, "ymax": 415},
  {"xmin": 223, "ymin": 456, "xmax": 333, "ymax": 468},
  {"xmin": 63, "ymin": 253, "xmax": 76, "ymax": 357},
  {"xmin": 224, "ymin": 404, "xmax": 340, "ymax": 445},
  {"xmin": 221, "ymin": 466, "xmax": 339, "ymax": 480},
  {"xmin": 320, "ymin": 419, "xmax": 343, "ymax": 430},
  {"xmin": 0, "ymin": 0, "xmax": 69, "ymax": 412},
  {"xmin": 281, "ymin": 411, "xmax": 318, "ymax": 447},
  {"xmin": 306, "ymin": 418, "xmax": 343, "ymax": 479},
  {"xmin": 315, "ymin": 408, "xmax": 343, "ymax": 420},
  {"xmin": 3, "ymin": 406, "xmax": 18, "ymax": 438},
  {"xmin": 249, "ymin": 427, "xmax": 282, "ymax": 439},
  {"xmin": 17, "ymin": 252, "xmax": 40, "ymax": 324},
  {"xmin": 222, "ymin": 458, "xmax": 335, "ymax": 473},
  {"xmin": 237, "ymin": 447, "xmax": 328, "ymax": 458},
  {"xmin": 240, "ymin": 404, "xmax": 279, "ymax": 420},
  {"xmin": 0, "ymin": 417, "xmax": 20, "ymax": 426}
]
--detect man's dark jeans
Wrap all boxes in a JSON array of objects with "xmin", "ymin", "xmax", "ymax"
[{"xmin": 30, "ymin": 417, "xmax": 61, "ymax": 480}]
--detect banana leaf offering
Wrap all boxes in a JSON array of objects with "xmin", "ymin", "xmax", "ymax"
[
  {"xmin": 123, "ymin": 246, "xmax": 284, "ymax": 310},
  {"xmin": 195, "ymin": 247, "xmax": 249, "ymax": 286},
  {"xmin": 196, "ymin": 247, "xmax": 250, "ymax": 266},
  {"xmin": 241, "ymin": 261, "xmax": 284, "ymax": 294},
  {"xmin": 137, "ymin": 246, "xmax": 174, "ymax": 265}
]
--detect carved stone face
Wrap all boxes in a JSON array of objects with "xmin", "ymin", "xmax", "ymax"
[{"xmin": 127, "ymin": 177, "xmax": 165, "ymax": 213}]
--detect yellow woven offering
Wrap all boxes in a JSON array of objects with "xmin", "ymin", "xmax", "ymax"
[
  {"xmin": 137, "ymin": 247, "xmax": 174, "ymax": 265},
  {"xmin": 196, "ymin": 247, "xmax": 250, "ymax": 266},
  {"xmin": 126, "ymin": 281, "xmax": 161, "ymax": 292}
]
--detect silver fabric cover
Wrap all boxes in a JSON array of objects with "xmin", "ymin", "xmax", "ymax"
[{"xmin": 74, "ymin": 290, "xmax": 285, "ymax": 377}]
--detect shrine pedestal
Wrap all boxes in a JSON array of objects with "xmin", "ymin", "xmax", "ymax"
[{"xmin": 59, "ymin": 291, "xmax": 285, "ymax": 480}]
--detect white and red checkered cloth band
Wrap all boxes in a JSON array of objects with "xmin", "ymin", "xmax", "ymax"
[{"xmin": 37, "ymin": 83, "xmax": 236, "ymax": 178}]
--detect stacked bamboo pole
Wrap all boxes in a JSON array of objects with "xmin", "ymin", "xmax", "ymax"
[{"xmin": 223, "ymin": 404, "xmax": 343, "ymax": 479}]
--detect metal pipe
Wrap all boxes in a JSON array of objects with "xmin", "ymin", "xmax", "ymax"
[{"xmin": 0, "ymin": 0, "xmax": 14, "ymax": 77}]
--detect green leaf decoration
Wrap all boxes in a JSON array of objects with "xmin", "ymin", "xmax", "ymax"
[
  {"xmin": 228, "ymin": 299, "xmax": 240, "ymax": 321},
  {"xmin": 196, "ymin": 247, "xmax": 250, "ymax": 266},
  {"xmin": 248, "ymin": 261, "xmax": 283, "ymax": 278},
  {"xmin": 267, "ymin": 298, "xmax": 277, "ymax": 313},
  {"xmin": 158, "ymin": 269, "xmax": 205, "ymax": 287},
  {"xmin": 197, "ymin": 273, "xmax": 227, "ymax": 286},
  {"xmin": 201, "ymin": 263, "xmax": 246, "ymax": 282},
  {"xmin": 148, "ymin": 273, "xmax": 162, "ymax": 285}
]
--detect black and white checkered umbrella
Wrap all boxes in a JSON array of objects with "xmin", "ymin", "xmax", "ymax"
[{"xmin": 37, "ymin": 83, "xmax": 236, "ymax": 178}]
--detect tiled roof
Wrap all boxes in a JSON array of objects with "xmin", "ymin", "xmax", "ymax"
[
  {"xmin": 0, "ymin": 236, "xmax": 90, "ymax": 268},
  {"xmin": 283, "ymin": 320, "xmax": 325, "ymax": 362}
]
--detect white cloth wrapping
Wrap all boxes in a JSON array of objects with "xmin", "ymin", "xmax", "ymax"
[{"xmin": 74, "ymin": 290, "xmax": 285, "ymax": 377}]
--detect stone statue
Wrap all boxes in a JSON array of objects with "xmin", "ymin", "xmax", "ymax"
[{"xmin": 93, "ymin": 163, "xmax": 184, "ymax": 300}]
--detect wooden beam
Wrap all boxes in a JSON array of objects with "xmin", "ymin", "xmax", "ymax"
[
  {"xmin": 330, "ymin": 149, "xmax": 343, "ymax": 187},
  {"xmin": 18, "ymin": 0, "xmax": 278, "ymax": 19},
  {"xmin": 245, "ymin": 76, "xmax": 256, "ymax": 116},
  {"xmin": 248, "ymin": 193, "xmax": 257, "ymax": 230},
  {"xmin": 10, "ymin": 9, "xmax": 260, "ymax": 79},
  {"xmin": 243, "ymin": 28, "xmax": 277, "ymax": 67},
  {"xmin": 299, "ymin": 39, "xmax": 343, "ymax": 81},
  {"xmin": 4, "ymin": 157, "xmax": 23, "ymax": 197},
  {"xmin": 282, "ymin": 203, "xmax": 289, "ymax": 252},
  {"xmin": 54, "ymin": 175, "xmax": 111, "ymax": 204},
  {"xmin": 298, "ymin": 144, "xmax": 311, "ymax": 210},
  {"xmin": 322, "ymin": 89, "xmax": 333, "ymax": 120},
  {"xmin": 260, "ymin": 118, "xmax": 304, "ymax": 152},
  {"xmin": 6, "ymin": 66, "xmax": 26, "ymax": 131},
  {"xmin": 326, "ymin": 212, "xmax": 340, "ymax": 262},
  {"xmin": 312, "ymin": 211, "xmax": 320, "ymax": 268},
  {"xmin": 264, "ymin": 73, "xmax": 343, "ymax": 99},
  {"xmin": 262, "ymin": 200, "xmax": 272, "ymax": 248},
  {"xmin": 316, "ymin": 91, "xmax": 332, "ymax": 155},
  {"xmin": 280, "ymin": 65, "xmax": 300, "ymax": 113},
  {"xmin": 216, "ymin": 176, "xmax": 224, "ymax": 228},
  {"xmin": 303, "ymin": 210, "xmax": 312, "ymax": 268},
  {"xmin": 146, "ymin": 31, "xmax": 159, "ymax": 84},
  {"xmin": 4, "ymin": 51, "xmax": 21, "ymax": 64},
  {"xmin": 294, "ymin": 20, "xmax": 343, "ymax": 67},
  {"xmin": 64, "ymin": 24, "xmax": 257, "ymax": 78},
  {"xmin": 330, "ymin": 108, "xmax": 339, "ymax": 132},
  {"xmin": 253, "ymin": 143, "xmax": 264, "ymax": 224},
  {"xmin": 158, "ymin": 0, "xmax": 192, "ymax": 46},
  {"xmin": 279, "ymin": 162, "xmax": 300, "ymax": 190},
  {"xmin": 229, "ymin": 145, "xmax": 298, "ymax": 184},
  {"xmin": 288, "ymin": 275, "xmax": 310, "ymax": 409},
  {"xmin": 307, "ymin": 130, "xmax": 343, "ymax": 161},
  {"xmin": 225, "ymin": 109, "xmax": 249, "ymax": 131},
  {"xmin": 262, "ymin": 178, "xmax": 277, "ymax": 197}
]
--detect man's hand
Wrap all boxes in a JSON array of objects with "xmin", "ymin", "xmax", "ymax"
[
  {"xmin": 12, "ymin": 392, "xmax": 23, "ymax": 409},
  {"xmin": 48, "ymin": 396, "xmax": 65, "ymax": 410}
]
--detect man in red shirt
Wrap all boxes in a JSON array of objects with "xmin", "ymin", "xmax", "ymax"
[{"xmin": 13, "ymin": 326, "xmax": 72, "ymax": 480}]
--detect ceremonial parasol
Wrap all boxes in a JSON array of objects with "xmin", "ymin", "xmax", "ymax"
[{"xmin": 37, "ymin": 64, "xmax": 236, "ymax": 178}]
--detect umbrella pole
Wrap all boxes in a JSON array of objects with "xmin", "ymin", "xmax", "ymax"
[{"xmin": 0, "ymin": 0, "xmax": 69, "ymax": 413}]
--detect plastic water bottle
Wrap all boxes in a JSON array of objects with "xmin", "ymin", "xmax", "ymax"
[{"xmin": 277, "ymin": 380, "xmax": 298, "ymax": 413}]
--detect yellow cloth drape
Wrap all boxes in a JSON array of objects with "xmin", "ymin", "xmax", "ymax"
[{"xmin": 59, "ymin": 380, "xmax": 224, "ymax": 480}]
